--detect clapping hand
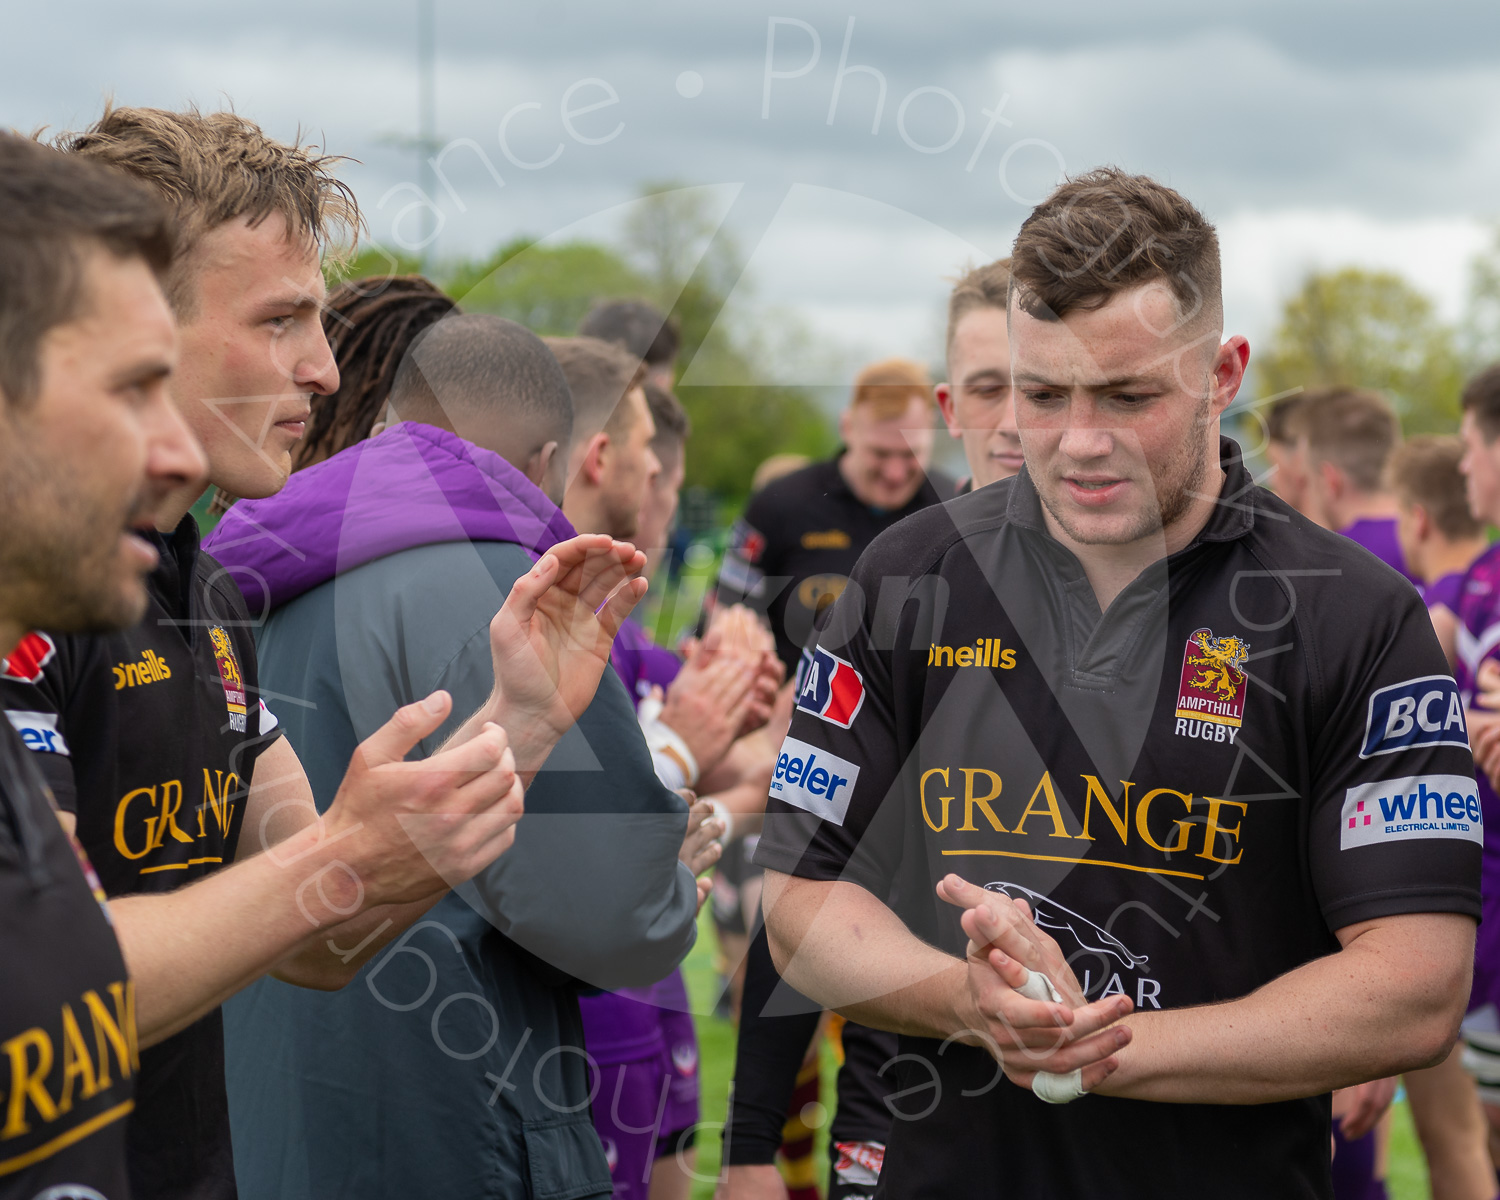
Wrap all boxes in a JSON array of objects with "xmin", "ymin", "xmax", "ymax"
[{"xmin": 936, "ymin": 874, "xmax": 1133, "ymax": 1095}]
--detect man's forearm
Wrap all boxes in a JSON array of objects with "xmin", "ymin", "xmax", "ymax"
[
  {"xmin": 1095, "ymin": 913, "xmax": 1472, "ymax": 1103},
  {"xmin": 113, "ymin": 821, "xmax": 386, "ymax": 1046},
  {"xmin": 271, "ymin": 894, "xmax": 446, "ymax": 990},
  {"xmin": 762, "ymin": 870, "xmax": 970, "ymax": 1041}
]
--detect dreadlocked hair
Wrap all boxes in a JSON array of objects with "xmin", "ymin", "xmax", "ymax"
[{"xmin": 293, "ymin": 274, "xmax": 458, "ymax": 472}]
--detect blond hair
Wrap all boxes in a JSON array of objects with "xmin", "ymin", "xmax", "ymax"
[
  {"xmin": 57, "ymin": 104, "xmax": 360, "ymax": 314},
  {"xmin": 850, "ymin": 357, "xmax": 933, "ymax": 421},
  {"xmin": 946, "ymin": 258, "xmax": 1011, "ymax": 356}
]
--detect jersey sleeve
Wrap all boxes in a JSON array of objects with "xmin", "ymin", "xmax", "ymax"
[
  {"xmin": 713, "ymin": 509, "xmax": 774, "ymax": 618},
  {"xmin": 1308, "ymin": 588, "xmax": 1483, "ymax": 930},
  {"xmin": 0, "ymin": 632, "xmax": 87, "ymax": 813},
  {"xmin": 753, "ymin": 547, "xmax": 909, "ymax": 898}
]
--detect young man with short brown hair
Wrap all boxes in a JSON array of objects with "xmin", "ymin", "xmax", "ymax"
[
  {"xmin": 1298, "ymin": 386, "xmax": 1419, "ymax": 581},
  {"xmin": 760, "ymin": 167, "xmax": 1478, "ymax": 1199}
]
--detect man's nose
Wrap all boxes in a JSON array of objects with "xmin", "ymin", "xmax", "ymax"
[
  {"xmin": 294, "ymin": 323, "xmax": 340, "ymax": 396},
  {"xmin": 1057, "ymin": 419, "xmax": 1114, "ymax": 462}
]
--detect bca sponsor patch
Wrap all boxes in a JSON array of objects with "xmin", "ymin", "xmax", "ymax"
[
  {"xmin": 1, "ymin": 631, "xmax": 56, "ymax": 683},
  {"xmin": 795, "ymin": 647, "xmax": 866, "ymax": 728},
  {"xmin": 1360, "ymin": 675, "xmax": 1467, "ymax": 758},
  {"xmin": 770, "ymin": 736, "xmax": 859, "ymax": 825},
  {"xmin": 1340, "ymin": 774, "xmax": 1483, "ymax": 850},
  {"xmin": 5, "ymin": 710, "xmax": 69, "ymax": 756}
]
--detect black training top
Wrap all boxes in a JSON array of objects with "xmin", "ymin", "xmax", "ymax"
[
  {"xmin": 0, "ymin": 717, "xmax": 135, "ymax": 1199},
  {"xmin": 755, "ymin": 440, "xmax": 1482, "ymax": 1200},
  {"xmin": 0, "ymin": 516, "xmax": 281, "ymax": 1200},
  {"xmin": 713, "ymin": 453, "xmax": 952, "ymax": 674}
]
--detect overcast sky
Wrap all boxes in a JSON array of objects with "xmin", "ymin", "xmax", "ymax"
[{"xmin": 9, "ymin": 0, "xmax": 1500, "ymax": 383}]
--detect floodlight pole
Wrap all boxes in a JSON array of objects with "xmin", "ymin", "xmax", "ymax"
[{"xmin": 418, "ymin": 0, "xmax": 437, "ymax": 261}]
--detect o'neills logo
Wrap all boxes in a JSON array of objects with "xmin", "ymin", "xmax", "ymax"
[
  {"xmin": 113, "ymin": 649, "xmax": 172, "ymax": 690},
  {"xmin": 1174, "ymin": 628, "xmax": 1249, "ymax": 730},
  {"xmin": 928, "ymin": 638, "xmax": 1016, "ymax": 670}
]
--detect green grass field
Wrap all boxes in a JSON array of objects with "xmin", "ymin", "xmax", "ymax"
[{"xmin": 678, "ymin": 907, "xmax": 1436, "ymax": 1199}]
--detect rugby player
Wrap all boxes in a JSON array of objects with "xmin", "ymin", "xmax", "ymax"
[
  {"xmin": 936, "ymin": 258, "xmax": 1023, "ymax": 495},
  {"xmin": 1298, "ymin": 386, "xmax": 1421, "ymax": 582},
  {"xmin": 720, "ymin": 257, "xmax": 1022, "ymax": 1200},
  {"xmin": 0, "ymin": 107, "xmax": 646, "ymax": 1200},
  {"xmin": 759, "ymin": 168, "xmax": 1479, "ymax": 1199},
  {"xmin": 0, "ymin": 130, "xmax": 528, "ymax": 1200},
  {"xmin": 711, "ymin": 358, "xmax": 951, "ymax": 675},
  {"xmin": 1391, "ymin": 436, "xmax": 1491, "ymax": 667}
]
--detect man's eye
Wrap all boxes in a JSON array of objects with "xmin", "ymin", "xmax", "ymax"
[
  {"xmin": 266, "ymin": 315, "xmax": 293, "ymax": 331},
  {"xmin": 1023, "ymin": 390, "xmax": 1059, "ymax": 404}
]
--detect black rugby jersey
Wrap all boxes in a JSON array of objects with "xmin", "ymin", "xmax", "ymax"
[
  {"xmin": 0, "ymin": 515, "xmax": 281, "ymax": 1200},
  {"xmin": 712, "ymin": 454, "xmax": 951, "ymax": 674},
  {"xmin": 756, "ymin": 440, "xmax": 1481, "ymax": 1200},
  {"xmin": 0, "ymin": 716, "xmax": 135, "ymax": 1199}
]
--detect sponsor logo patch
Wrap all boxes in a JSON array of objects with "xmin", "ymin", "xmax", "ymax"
[
  {"xmin": 1360, "ymin": 675, "xmax": 1468, "ymax": 759},
  {"xmin": 795, "ymin": 573, "xmax": 848, "ymax": 613},
  {"xmin": 728, "ymin": 519, "xmax": 766, "ymax": 565},
  {"xmin": 1340, "ymin": 774, "xmax": 1483, "ymax": 849},
  {"xmin": 6, "ymin": 710, "xmax": 70, "ymax": 756},
  {"xmin": 770, "ymin": 737, "xmax": 859, "ymax": 825},
  {"xmin": 801, "ymin": 528, "xmax": 852, "ymax": 550},
  {"xmin": 1174, "ymin": 628, "xmax": 1250, "ymax": 729},
  {"xmin": 1, "ymin": 632, "xmax": 56, "ymax": 684},
  {"xmin": 796, "ymin": 647, "xmax": 865, "ymax": 728}
]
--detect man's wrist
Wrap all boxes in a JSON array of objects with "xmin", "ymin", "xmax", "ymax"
[
  {"xmin": 263, "ymin": 817, "xmax": 369, "ymax": 924},
  {"xmin": 485, "ymin": 697, "xmax": 560, "ymax": 779}
]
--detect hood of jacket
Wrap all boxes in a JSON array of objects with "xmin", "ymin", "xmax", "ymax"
[{"xmin": 203, "ymin": 421, "xmax": 576, "ymax": 614}]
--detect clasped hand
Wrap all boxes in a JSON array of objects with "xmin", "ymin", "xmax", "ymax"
[{"xmin": 936, "ymin": 874, "xmax": 1133, "ymax": 1095}]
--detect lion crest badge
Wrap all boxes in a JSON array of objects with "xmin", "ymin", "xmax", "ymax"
[{"xmin": 1174, "ymin": 627, "xmax": 1250, "ymax": 730}]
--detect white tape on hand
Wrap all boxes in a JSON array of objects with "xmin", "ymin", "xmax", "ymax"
[
  {"xmin": 1012, "ymin": 970, "xmax": 1086, "ymax": 1104},
  {"xmin": 1032, "ymin": 1069, "xmax": 1085, "ymax": 1104},
  {"xmin": 1015, "ymin": 968, "xmax": 1062, "ymax": 1004}
]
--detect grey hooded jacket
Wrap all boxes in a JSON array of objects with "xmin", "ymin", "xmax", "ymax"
[{"xmin": 207, "ymin": 424, "xmax": 699, "ymax": 1200}]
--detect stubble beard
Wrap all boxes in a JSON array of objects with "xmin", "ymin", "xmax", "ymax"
[
  {"xmin": 0, "ymin": 458, "xmax": 148, "ymax": 635},
  {"xmin": 1037, "ymin": 395, "xmax": 1214, "ymax": 547}
]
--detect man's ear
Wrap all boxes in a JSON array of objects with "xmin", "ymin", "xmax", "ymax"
[
  {"xmin": 579, "ymin": 432, "xmax": 610, "ymax": 488},
  {"xmin": 1413, "ymin": 502, "xmax": 1433, "ymax": 543},
  {"xmin": 1319, "ymin": 458, "xmax": 1344, "ymax": 503},
  {"xmin": 524, "ymin": 440, "xmax": 559, "ymax": 490},
  {"xmin": 838, "ymin": 408, "xmax": 853, "ymax": 445},
  {"xmin": 370, "ymin": 401, "xmax": 400, "ymax": 439},
  {"xmin": 934, "ymin": 382, "xmax": 961, "ymax": 439}
]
